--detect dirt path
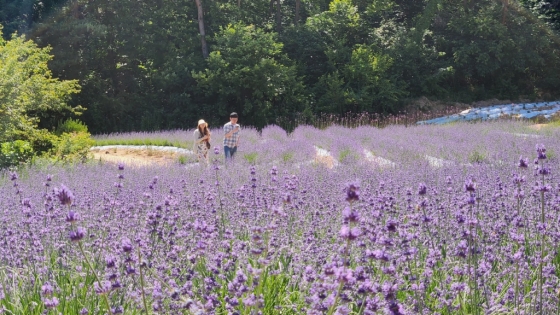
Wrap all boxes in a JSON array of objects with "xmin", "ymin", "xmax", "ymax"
[
  {"xmin": 91, "ymin": 148, "xmax": 181, "ymax": 166},
  {"xmin": 529, "ymin": 124, "xmax": 549, "ymax": 130}
]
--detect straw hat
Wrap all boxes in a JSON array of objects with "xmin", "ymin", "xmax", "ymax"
[{"xmin": 197, "ymin": 119, "xmax": 207, "ymax": 127}]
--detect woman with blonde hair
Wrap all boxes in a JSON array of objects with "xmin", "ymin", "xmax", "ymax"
[{"xmin": 194, "ymin": 119, "xmax": 211, "ymax": 164}]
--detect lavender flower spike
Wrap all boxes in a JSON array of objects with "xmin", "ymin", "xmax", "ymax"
[
  {"xmin": 518, "ymin": 156, "xmax": 528, "ymax": 168},
  {"xmin": 345, "ymin": 182, "xmax": 360, "ymax": 203},
  {"xmin": 464, "ymin": 177, "xmax": 476, "ymax": 192},
  {"xmin": 66, "ymin": 210, "xmax": 79, "ymax": 223},
  {"xmin": 56, "ymin": 184, "xmax": 74, "ymax": 206},
  {"xmin": 418, "ymin": 183, "xmax": 427, "ymax": 195},
  {"xmin": 536, "ymin": 144, "xmax": 547, "ymax": 160},
  {"xmin": 69, "ymin": 227, "xmax": 86, "ymax": 242}
]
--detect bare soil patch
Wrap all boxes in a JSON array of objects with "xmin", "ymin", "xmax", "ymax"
[
  {"xmin": 91, "ymin": 148, "xmax": 181, "ymax": 166},
  {"xmin": 314, "ymin": 155, "xmax": 336, "ymax": 169},
  {"xmin": 529, "ymin": 124, "xmax": 551, "ymax": 130}
]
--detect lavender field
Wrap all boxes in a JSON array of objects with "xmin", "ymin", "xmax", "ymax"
[{"xmin": 2, "ymin": 121, "xmax": 560, "ymax": 315}]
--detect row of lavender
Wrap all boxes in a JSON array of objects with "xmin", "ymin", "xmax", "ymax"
[
  {"xmin": 1, "ymin": 121, "xmax": 560, "ymax": 314},
  {"xmin": 94, "ymin": 121, "xmax": 556, "ymax": 166}
]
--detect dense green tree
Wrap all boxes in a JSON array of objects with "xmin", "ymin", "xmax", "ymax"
[
  {"xmin": 0, "ymin": 0, "xmax": 67, "ymax": 39},
  {"xmin": 193, "ymin": 23, "xmax": 307, "ymax": 128},
  {"xmin": 431, "ymin": 0, "xmax": 560, "ymax": 100},
  {"xmin": 32, "ymin": 0, "xmax": 204, "ymax": 132},
  {"xmin": 520, "ymin": 0, "xmax": 560, "ymax": 31},
  {"xmin": 2, "ymin": 0, "xmax": 559, "ymax": 133},
  {"xmin": 0, "ymin": 27, "xmax": 80, "ymax": 143}
]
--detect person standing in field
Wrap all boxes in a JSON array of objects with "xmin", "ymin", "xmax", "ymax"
[
  {"xmin": 223, "ymin": 112, "xmax": 240, "ymax": 161},
  {"xmin": 194, "ymin": 119, "xmax": 211, "ymax": 164}
]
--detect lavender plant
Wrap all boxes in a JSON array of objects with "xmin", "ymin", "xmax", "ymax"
[{"xmin": 0, "ymin": 120, "xmax": 559, "ymax": 314}]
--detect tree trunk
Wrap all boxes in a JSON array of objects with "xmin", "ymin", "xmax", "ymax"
[
  {"xmin": 276, "ymin": 0, "xmax": 282, "ymax": 32},
  {"xmin": 295, "ymin": 0, "xmax": 300, "ymax": 25},
  {"xmin": 501, "ymin": 0, "xmax": 509, "ymax": 25},
  {"xmin": 194, "ymin": 0, "xmax": 209, "ymax": 59},
  {"xmin": 238, "ymin": 0, "xmax": 241, "ymax": 8}
]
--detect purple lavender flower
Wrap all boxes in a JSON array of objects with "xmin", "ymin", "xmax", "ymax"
[
  {"xmin": 536, "ymin": 144, "xmax": 547, "ymax": 160},
  {"xmin": 342, "ymin": 206, "xmax": 359, "ymax": 223},
  {"xmin": 417, "ymin": 183, "xmax": 427, "ymax": 195},
  {"xmin": 117, "ymin": 163, "xmax": 125, "ymax": 170},
  {"xmin": 214, "ymin": 147, "xmax": 220, "ymax": 155},
  {"xmin": 387, "ymin": 301, "xmax": 405, "ymax": 315},
  {"xmin": 41, "ymin": 283, "xmax": 54, "ymax": 295},
  {"xmin": 339, "ymin": 225, "xmax": 360, "ymax": 240},
  {"xmin": 464, "ymin": 177, "xmax": 476, "ymax": 192},
  {"xmin": 466, "ymin": 193, "xmax": 476, "ymax": 205},
  {"xmin": 9, "ymin": 172, "xmax": 18, "ymax": 181},
  {"xmin": 417, "ymin": 198, "xmax": 428, "ymax": 209},
  {"xmin": 518, "ymin": 156, "xmax": 529, "ymax": 168},
  {"xmin": 65, "ymin": 210, "xmax": 79, "ymax": 223},
  {"xmin": 55, "ymin": 184, "xmax": 74, "ymax": 206},
  {"xmin": 69, "ymin": 227, "xmax": 86, "ymax": 242},
  {"xmin": 243, "ymin": 293, "xmax": 257, "ymax": 306},
  {"xmin": 282, "ymin": 193, "xmax": 292, "ymax": 204},
  {"xmin": 21, "ymin": 198, "xmax": 32, "ymax": 208},
  {"xmin": 94, "ymin": 280, "xmax": 112, "ymax": 295},
  {"xmin": 451, "ymin": 282, "xmax": 467, "ymax": 292},
  {"xmin": 80, "ymin": 308, "xmax": 89, "ymax": 315},
  {"xmin": 345, "ymin": 182, "xmax": 360, "ymax": 203},
  {"xmin": 43, "ymin": 296, "xmax": 59, "ymax": 308},
  {"xmin": 534, "ymin": 182, "xmax": 551, "ymax": 192},
  {"xmin": 512, "ymin": 173, "xmax": 525, "ymax": 184},
  {"xmin": 386, "ymin": 219, "xmax": 398, "ymax": 232},
  {"xmin": 121, "ymin": 238, "xmax": 133, "ymax": 253},
  {"xmin": 106, "ymin": 255, "xmax": 116, "ymax": 268},
  {"xmin": 537, "ymin": 165, "xmax": 550, "ymax": 176}
]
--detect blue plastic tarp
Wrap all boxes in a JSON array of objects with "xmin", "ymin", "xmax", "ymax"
[{"xmin": 417, "ymin": 100, "xmax": 560, "ymax": 125}]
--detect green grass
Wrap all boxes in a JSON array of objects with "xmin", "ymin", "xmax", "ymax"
[
  {"xmin": 243, "ymin": 152, "xmax": 259, "ymax": 164},
  {"xmin": 93, "ymin": 138, "xmax": 191, "ymax": 149},
  {"xmin": 282, "ymin": 152, "xmax": 294, "ymax": 163}
]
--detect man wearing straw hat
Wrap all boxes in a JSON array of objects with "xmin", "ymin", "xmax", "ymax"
[
  {"xmin": 194, "ymin": 119, "xmax": 211, "ymax": 164},
  {"xmin": 223, "ymin": 112, "xmax": 240, "ymax": 161}
]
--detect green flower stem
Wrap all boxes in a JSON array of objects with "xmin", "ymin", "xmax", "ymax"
[
  {"xmin": 77, "ymin": 241, "xmax": 113, "ymax": 315},
  {"xmin": 137, "ymin": 246, "xmax": 150, "ymax": 315},
  {"xmin": 327, "ymin": 280, "xmax": 345, "ymax": 315}
]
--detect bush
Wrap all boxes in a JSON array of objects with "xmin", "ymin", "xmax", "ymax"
[
  {"xmin": 56, "ymin": 118, "xmax": 89, "ymax": 135},
  {"xmin": 0, "ymin": 140, "xmax": 34, "ymax": 168},
  {"xmin": 28, "ymin": 129, "xmax": 59, "ymax": 155},
  {"xmin": 51, "ymin": 132, "xmax": 94, "ymax": 162}
]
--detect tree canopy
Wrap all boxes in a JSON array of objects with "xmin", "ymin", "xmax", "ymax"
[
  {"xmin": 0, "ymin": 0, "xmax": 559, "ymax": 133},
  {"xmin": 0, "ymin": 26, "xmax": 80, "ymax": 142}
]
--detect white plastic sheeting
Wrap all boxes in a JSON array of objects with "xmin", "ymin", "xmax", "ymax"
[{"xmin": 417, "ymin": 101, "xmax": 560, "ymax": 125}]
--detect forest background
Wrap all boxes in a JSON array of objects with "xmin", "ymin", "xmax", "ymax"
[{"xmin": 1, "ymin": 0, "xmax": 560, "ymax": 138}]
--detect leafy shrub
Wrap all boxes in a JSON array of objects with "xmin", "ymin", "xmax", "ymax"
[
  {"xmin": 28, "ymin": 129, "xmax": 59, "ymax": 155},
  {"xmin": 56, "ymin": 118, "xmax": 89, "ymax": 135},
  {"xmin": 51, "ymin": 132, "xmax": 94, "ymax": 162},
  {"xmin": 0, "ymin": 140, "xmax": 34, "ymax": 168}
]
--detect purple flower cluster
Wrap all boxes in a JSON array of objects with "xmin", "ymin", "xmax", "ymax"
[{"xmin": 0, "ymin": 121, "xmax": 559, "ymax": 314}]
